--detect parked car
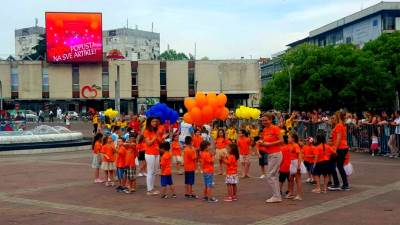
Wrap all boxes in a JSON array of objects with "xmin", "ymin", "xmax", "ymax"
[{"xmin": 63, "ymin": 111, "xmax": 79, "ymax": 120}]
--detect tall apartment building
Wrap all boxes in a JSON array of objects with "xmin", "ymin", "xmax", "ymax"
[
  {"xmin": 15, "ymin": 26, "xmax": 45, "ymax": 59},
  {"xmin": 103, "ymin": 27, "xmax": 160, "ymax": 60}
]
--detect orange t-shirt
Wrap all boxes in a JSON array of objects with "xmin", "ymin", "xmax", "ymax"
[
  {"xmin": 171, "ymin": 141, "xmax": 181, "ymax": 156},
  {"xmin": 259, "ymin": 125, "xmax": 282, "ymax": 154},
  {"xmin": 215, "ymin": 137, "xmax": 230, "ymax": 149},
  {"xmin": 332, "ymin": 123, "xmax": 348, "ymax": 149},
  {"xmin": 183, "ymin": 146, "xmax": 197, "ymax": 172},
  {"xmin": 225, "ymin": 155, "xmax": 238, "ymax": 175},
  {"xmin": 160, "ymin": 151, "xmax": 172, "ymax": 175},
  {"xmin": 125, "ymin": 145, "xmax": 137, "ymax": 168},
  {"xmin": 302, "ymin": 145, "xmax": 315, "ymax": 163},
  {"xmin": 101, "ymin": 144, "xmax": 115, "ymax": 162},
  {"xmin": 136, "ymin": 142, "xmax": 145, "ymax": 152},
  {"xmin": 116, "ymin": 145, "xmax": 127, "ymax": 168},
  {"xmin": 200, "ymin": 151, "xmax": 214, "ymax": 173},
  {"xmin": 280, "ymin": 144, "xmax": 291, "ymax": 172},
  {"xmin": 143, "ymin": 129, "xmax": 160, "ymax": 155},
  {"xmin": 313, "ymin": 144, "xmax": 334, "ymax": 163},
  {"xmin": 237, "ymin": 137, "xmax": 251, "ymax": 155},
  {"xmin": 288, "ymin": 143, "xmax": 301, "ymax": 160},
  {"xmin": 93, "ymin": 141, "xmax": 102, "ymax": 154},
  {"xmin": 192, "ymin": 135, "xmax": 203, "ymax": 149}
]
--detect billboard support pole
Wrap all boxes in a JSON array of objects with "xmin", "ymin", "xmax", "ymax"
[{"xmin": 115, "ymin": 64, "xmax": 121, "ymax": 113}]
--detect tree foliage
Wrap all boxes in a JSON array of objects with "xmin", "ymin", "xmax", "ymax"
[
  {"xmin": 261, "ymin": 32, "xmax": 400, "ymax": 112},
  {"xmin": 160, "ymin": 49, "xmax": 189, "ymax": 60}
]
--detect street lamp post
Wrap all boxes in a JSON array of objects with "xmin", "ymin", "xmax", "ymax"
[
  {"xmin": 283, "ymin": 63, "xmax": 292, "ymax": 114},
  {"xmin": 218, "ymin": 71, "xmax": 223, "ymax": 93},
  {"xmin": 0, "ymin": 80, "xmax": 3, "ymax": 112},
  {"xmin": 115, "ymin": 65, "xmax": 121, "ymax": 113}
]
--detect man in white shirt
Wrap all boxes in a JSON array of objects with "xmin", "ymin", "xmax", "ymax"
[
  {"xmin": 389, "ymin": 111, "xmax": 400, "ymax": 158},
  {"xmin": 179, "ymin": 121, "xmax": 193, "ymax": 145}
]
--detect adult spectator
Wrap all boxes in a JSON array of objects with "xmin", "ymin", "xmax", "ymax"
[
  {"xmin": 330, "ymin": 111, "xmax": 350, "ymax": 191},
  {"xmin": 129, "ymin": 114, "xmax": 141, "ymax": 134},
  {"xmin": 49, "ymin": 110, "xmax": 54, "ymax": 122},
  {"xmin": 143, "ymin": 117, "xmax": 168, "ymax": 195},
  {"xmin": 258, "ymin": 112, "xmax": 284, "ymax": 203},
  {"xmin": 57, "ymin": 107, "xmax": 62, "ymax": 120},
  {"xmin": 388, "ymin": 111, "xmax": 400, "ymax": 158}
]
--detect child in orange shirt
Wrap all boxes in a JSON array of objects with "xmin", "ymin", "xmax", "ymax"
[
  {"xmin": 279, "ymin": 136, "xmax": 290, "ymax": 195},
  {"xmin": 215, "ymin": 129, "xmax": 230, "ymax": 175},
  {"xmin": 200, "ymin": 140, "xmax": 218, "ymax": 203},
  {"xmin": 171, "ymin": 135, "xmax": 183, "ymax": 175},
  {"xmin": 116, "ymin": 137, "xmax": 127, "ymax": 193},
  {"xmin": 192, "ymin": 129, "xmax": 203, "ymax": 173},
  {"xmin": 101, "ymin": 136, "xmax": 116, "ymax": 187},
  {"xmin": 124, "ymin": 134, "xmax": 137, "ymax": 194},
  {"xmin": 302, "ymin": 137, "xmax": 315, "ymax": 184},
  {"xmin": 223, "ymin": 143, "xmax": 240, "ymax": 202},
  {"xmin": 136, "ymin": 135, "xmax": 146, "ymax": 177},
  {"xmin": 159, "ymin": 142, "xmax": 176, "ymax": 199},
  {"xmin": 237, "ymin": 129, "xmax": 252, "ymax": 178},
  {"xmin": 287, "ymin": 132, "xmax": 305, "ymax": 200},
  {"xmin": 183, "ymin": 136, "xmax": 198, "ymax": 198},
  {"xmin": 312, "ymin": 133, "xmax": 335, "ymax": 193},
  {"xmin": 91, "ymin": 132, "xmax": 104, "ymax": 183}
]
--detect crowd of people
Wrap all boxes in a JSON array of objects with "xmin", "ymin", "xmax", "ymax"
[{"xmin": 89, "ymin": 110, "xmax": 354, "ymax": 203}]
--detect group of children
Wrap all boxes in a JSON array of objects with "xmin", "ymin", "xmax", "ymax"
[{"xmin": 91, "ymin": 123, "xmax": 353, "ymax": 203}]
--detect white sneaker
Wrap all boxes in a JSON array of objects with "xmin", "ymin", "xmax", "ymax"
[
  {"xmin": 137, "ymin": 173, "xmax": 143, "ymax": 177},
  {"xmin": 259, "ymin": 174, "xmax": 266, "ymax": 179},
  {"xmin": 265, "ymin": 196, "xmax": 282, "ymax": 203},
  {"xmin": 306, "ymin": 178, "xmax": 311, "ymax": 183}
]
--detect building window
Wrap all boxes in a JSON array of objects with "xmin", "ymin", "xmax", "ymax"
[
  {"xmin": 188, "ymin": 61, "xmax": 195, "ymax": 97},
  {"xmin": 131, "ymin": 61, "xmax": 138, "ymax": 97},
  {"xmin": 42, "ymin": 65, "xmax": 49, "ymax": 98},
  {"xmin": 102, "ymin": 61, "xmax": 109, "ymax": 98},
  {"xmin": 346, "ymin": 37, "xmax": 352, "ymax": 44},
  {"xmin": 160, "ymin": 61, "xmax": 167, "ymax": 96},
  {"xmin": 72, "ymin": 64, "xmax": 79, "ymax": 98},
  {"xmin": 383, "ymin": 14, "xmax": 395, "ymax": 30},
  {"xmin": 10, "ymin": 63, "xmax": 18, "ymax": 99}
]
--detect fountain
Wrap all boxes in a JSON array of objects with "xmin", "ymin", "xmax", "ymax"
[{"xmin": 0, "ymin": 125, "xmax": 91, "ymax": 153}]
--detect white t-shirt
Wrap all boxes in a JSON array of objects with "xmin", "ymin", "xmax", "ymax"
[
  {"xmin": 395, "ymin": 117, "xmax": 400, "ymax": 134},
  {"xmin": 179, "ymin": 121, "xmax": 193, "ymax": 143}
]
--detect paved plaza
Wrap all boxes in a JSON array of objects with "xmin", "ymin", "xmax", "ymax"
[{"xmin": 0, "ymin": 148, "xmax": 399, "ymax": 225}]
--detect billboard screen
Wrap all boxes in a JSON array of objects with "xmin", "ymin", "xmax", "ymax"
[{"xmin": 46, "ymin": 12, "xmax": 102, "ymax": 63}]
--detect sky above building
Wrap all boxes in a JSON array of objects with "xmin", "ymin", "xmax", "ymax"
[{"xmin": 0, "ymin": 0, "xmax": 395, "ymax": 59}]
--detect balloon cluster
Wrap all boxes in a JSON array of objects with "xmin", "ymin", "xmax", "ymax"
[
  {"xmin": 183, "ymin": 92, "xmax": 229, "ymax": 126},
  {"xmin": 235, "ymin": 106, "xmax": 261, "ymax": 120},
  {"xmin": 104, "ymin": 108, "xmax": 119, "ymax": 119},
  {"xmin": 146, "ymin": 103, "xmax": 179, "ymax": 124}
]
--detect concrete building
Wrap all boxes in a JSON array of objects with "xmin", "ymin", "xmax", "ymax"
[
  {"xmin": 14, "ymin": 26, "xmax": 45, "ymax": 59},
  {"xmin": 288, "ymin": 1, "xmax": 400, "ymax": 48},
  {"xmin": 0, "ymin": 59, "xmax": 260, "ymax": 114},
  {"xmin": 103, "ymin": 28, "xmax": 160, "ymax": 60}
]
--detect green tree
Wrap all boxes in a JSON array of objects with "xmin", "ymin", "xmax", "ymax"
[
  {"xmin": 26, "ymin": 34, "xmax": 46, "ymax": 60},
  {"xmin": 159, "ymin": 49, "xmax": 189, "ymax": 60}
]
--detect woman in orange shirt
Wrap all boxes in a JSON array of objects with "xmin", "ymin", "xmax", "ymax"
[
  {"xmin": 100, "ymin": 136, "xmax": 116, "ymax": 187},
  {"xmin": 144, "ymin": 117, "xmax": 168, "ymax": 195},
  {"xmin": 215, "ymin": 129, "xmax": 230, "ymax": 175},
  {"xmin": 91, "ymin": 132, "xmax": 104, "ymax": 183},
  {"xmin": 330, "ymin": 111, "xmax": 350, "ymax": 191},
  {"xmin": 257, "ymin": 112, "xmax": 284, "ymax": 203}
]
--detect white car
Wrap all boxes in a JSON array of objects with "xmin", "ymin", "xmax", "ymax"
[{"xmin": 64, "ymin": 111, "xmax": 79, "ymax": 120}]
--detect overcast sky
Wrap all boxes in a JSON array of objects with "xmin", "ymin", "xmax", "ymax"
[{"xmin": 0, "ymin": 0, "xmax": 393, "ymax": 59}]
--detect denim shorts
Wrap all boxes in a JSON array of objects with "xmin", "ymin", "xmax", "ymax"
[
  {"xmin": 203, "ymin": 173, "xmax": 214, "ymax": 188},
  {"xmin": 161, "ymin": 175, "xmax": 173, "ymax": 187},
  {"xmin": 116, "ymin": 167, "xmax": 126, "ymax": 180}
]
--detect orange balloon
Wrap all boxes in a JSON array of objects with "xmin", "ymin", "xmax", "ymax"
[
  {"xmin": 213, "ymin": 107, "xmax": 223, "ymax": 118},
  {"xmin": 184, "ymin": 98, "xmax": 196, "ymax": 111},
  {"xmin": 217, "ymin": 107, "xmax": 229, "ymax": 120},
  {"xmin": 190, "ymin": 107, "xmax": 202, "ymax": 123},
  {"xmin": 216, "ymin": 93, "xmax": 227, "ymax": 107},
  {"xmin": 183, "ymin": 113, "xmax": 193, "ymax": 124},
  {"xmin": 207, "ymin": 95, "xmax": 218, "ymax": 109},
  {"xmin": 195, "ymin": 92, "xmax": 207, "ymax": 108},
  {"xmin": 201, "ymin": 105, "xmax": 214, "ymax": 122}
]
